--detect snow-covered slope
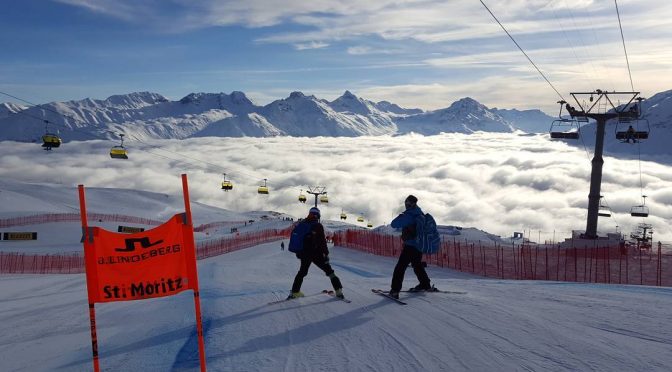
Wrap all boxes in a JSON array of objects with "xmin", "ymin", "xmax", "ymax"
[
  {"xmin": 373, "ymin": 100, "xmax": 423, "ymax": 116},
  {"xmin": 0, "ymin": 182, "xmax": 670, "ymax": 371},
  {"xmin": 493, "ymin": 107, "xmax": 556, "ymax": 133},
  {"xmin": 0, "ymin": 102, "xmax": 27, "ymax": 119},
  {"xmin": 0, "ymin": 179, "xmax": 250, "ymax": 225}
]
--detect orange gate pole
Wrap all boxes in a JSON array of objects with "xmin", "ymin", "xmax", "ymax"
[
  {"xmin": 181, "ymin": 174, "xmax": 207, "ymax": 372},
  {"xmin": 78, "ymin": 185, "xmax": 100, "ymax": 372}
]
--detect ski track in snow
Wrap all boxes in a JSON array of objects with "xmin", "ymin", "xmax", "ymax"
[{"xmin": 1, "ymin": 240, "xmax": 671, "ymax": 371}]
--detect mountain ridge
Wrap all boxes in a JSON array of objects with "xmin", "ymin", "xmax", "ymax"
[{"xmin": 3, "ymin": 89, "xmax": 669, "ymax": 142}]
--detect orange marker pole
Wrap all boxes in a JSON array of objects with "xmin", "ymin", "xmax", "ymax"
[
  {"xmin": 181, "ymin": 174, "xmax": 207, "ymax": 371},
  {"xmin": 78, "ymin": 185, "xmax": 100, "ymax": 372}
]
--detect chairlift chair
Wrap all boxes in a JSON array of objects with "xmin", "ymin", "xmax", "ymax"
[
  {"xmin": 41, "ymin": 120, "xmax": 62, "ymax": 150},
  {"xmin": 221, "ymin": 173, "xmax": 233, "ymax": 191},
  {"xmin": 616, "ymin": 99, "xmax": 649, "ymax": 143},
  {"xmin": 257, "ymin": 178, "xmax": 269, "ymax": 194},
  {"xmin": 615, "ymin": 118, "xmax": 649, "ymax": 143},
  {"xmin": 598, "ymin": 196, "xmax": 611, "ymax": 217},
  {"xmin": 357, "ymin": 215, "xmax": 364, "ymax": 222},
  {"xmin": 549, "ymin": 119, "xmax": 580, "ymax": 139},
  {"xmin": 549, "ymin": 101, "xmax": 580, "ymax": 139},
  {"xmin": 340, "ymin": 211, "xmax": 347, "ymax": 220},
  {"xmin": 630, "ymin": 195, "xmax": 649, "ymax": 217},
  {"xmin": 367, "ymin": 221, "xmax": 373, "ymax": 228},
  {"xmin": 109, "ymin": 134, "xmax": 128, "ymax": 159},
  {"xmin": 298, "ymin": 190, "xmax": 307, "ymax": 203},
  {"xmin": 42, "ymin": 133, "xmax": 62, "ymax": 150},
  {"xmin": 319, "ymin": 193, "xmax": 329, "ymax": 204}
]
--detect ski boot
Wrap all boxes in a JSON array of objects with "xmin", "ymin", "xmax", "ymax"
[
  {"xmin": 287, "ymin": 291, "xmax": 304, "ymax": 300},
  {"xmin": 408, "ymin": 283, "xmax": 433, "ymax": 292}
]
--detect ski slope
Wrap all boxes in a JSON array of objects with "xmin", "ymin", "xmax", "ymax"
[
  {"xmin": 2, "ymin": 240, "xmax": 671, "ymax": 371},
  {"xmin": 1, "ymin": 181, "xmax": 670, "ymax": 371}
]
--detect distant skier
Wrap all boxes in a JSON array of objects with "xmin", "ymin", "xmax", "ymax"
[
  {"xmin": 288, "ymin": 207, "xmax": 344, "ymax": 299},
  {"xmin": 388, "ymin": 195, "xmax": 432, "ymax": 299},
  {"xmin": 281, "ymin": 241, "xmax": 285, "ymax": 251}
]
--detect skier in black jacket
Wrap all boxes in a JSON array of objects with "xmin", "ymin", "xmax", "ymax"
[{"xmin": 289, "ymin": 207, "xmax": 344, "ymax": 299}]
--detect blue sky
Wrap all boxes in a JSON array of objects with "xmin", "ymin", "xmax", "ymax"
[{"xmin": 2, "ymin": 0, "xmax": 671, "ymax": 113}]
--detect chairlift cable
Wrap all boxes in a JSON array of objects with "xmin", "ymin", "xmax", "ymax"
[
  {"xmin": 637, "ymin": 127, "xmax": 644, "ymax": 198},
  {"xmin": 577, "ymin": 127, "xmax": 593, "ymax": 163},
  {"xmin": 600, "ymin": 195, "xmax": 623, "ymax": 233},
  {"xmin": 478, "ymin": 0, "xmax": 565, "ymax": 102},
  {"xmin": 554, "ymin": 1, "xmax": 610, "ymax": 91},
  {"xmin": 614, "ymin": 0, "xmax": 635, "ymax": 91},
  {"xmin": 572, "ymin": 1, "xmax": 619, "ymax": 91}
]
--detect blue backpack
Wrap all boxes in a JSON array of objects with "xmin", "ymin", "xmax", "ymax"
[
  {"xmin": 288, "ymin": 221, "xmax": 314, "ymax": 253},
  {"xmin": 415, "ymin": 213, "xmax": 441, "ymax": 254}
]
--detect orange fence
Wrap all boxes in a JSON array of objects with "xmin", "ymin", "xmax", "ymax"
[
  {"xmin": 0, "ymin": 213, "xmax": 247, "ymax": 232},
  {"xmin": 0, "ymin": 227, "xmax": 291, "ymax": 274},
  {"xmin": 0, "ymin": 213, "xmax": 164, "ymax": 228},
  {"xmin": 331, "ymin": 230, "xmax": 672, "ymax": 287}
]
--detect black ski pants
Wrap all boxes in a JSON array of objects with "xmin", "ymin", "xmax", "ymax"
[
  {"xmin": 291, "ymin": 255, "xmax": 343, "ymax": 293},
  {"xmin": 391, "ymin": 245, "xmax": 431, "ymax": 292}
]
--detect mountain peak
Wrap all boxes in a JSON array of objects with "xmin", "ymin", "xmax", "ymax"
[
  {"xmin": 288, "ymin": 91, "xmax": 306, "ymax": 99},
  {"xmin": 455, "ymin": 97, "xmax": 482, "ymax": 106},
  {"xmin": 229, "ymin": 91, "xmax": 253, "ymax": 106},
  {"xmin": 104, "ymin": 92, "xmax": 168, "ymax": 107},
  {"xmin": 341, "ymin": 90, "xmax": 357, "ymax": 99}
]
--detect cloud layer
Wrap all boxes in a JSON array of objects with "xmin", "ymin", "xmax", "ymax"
[
  {"xmin": 48, "ymin": 1, "xmax": 672, "ymax": 113},
  {"xmin": 1, "ymin": 133, "xmax": 670, "ymax": 242}
]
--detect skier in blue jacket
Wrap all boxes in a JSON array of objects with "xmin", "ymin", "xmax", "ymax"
[{"xmin": 389, "ymin": 195, "xmax": 432, "ymax": 299}]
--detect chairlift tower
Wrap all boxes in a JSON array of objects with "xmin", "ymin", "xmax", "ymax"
[
  {"xmin": 306, "ymin": 186, "xmax": 327, "ymax": 208},
  {"xmin": 564, "ymin": 90, "xmax": 641, "ymax": 239}
]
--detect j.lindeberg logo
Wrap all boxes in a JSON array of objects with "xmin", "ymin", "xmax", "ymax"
[
  {"xmin": 115, "ymin": 237, "xmax": 164, "ymax": 252},
  {"xmin": 99, "ymin": 239, "xmax": 181, "ymax": 265}
]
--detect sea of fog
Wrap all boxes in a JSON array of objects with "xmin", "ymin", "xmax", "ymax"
[{"xmin": 1, "ymin": 133, "xmax": 670, "ymax": 242}]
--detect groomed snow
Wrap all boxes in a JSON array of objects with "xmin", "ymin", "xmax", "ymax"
[
  {"xmin": 1, "ymin": 242, "xmax": 671, "ymax": 371},
  {"xmin": 1, "ymin": 183, "xmax": 670, "ymax": 371}
]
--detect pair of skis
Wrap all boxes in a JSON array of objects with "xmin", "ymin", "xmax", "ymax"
[
  {"xmin": 371, "ymin": 287, "xmax": 467, "ymax": 305},
  {"xmin": 267, "ymin": 289, "xmax": 351, "ymax": 305}
]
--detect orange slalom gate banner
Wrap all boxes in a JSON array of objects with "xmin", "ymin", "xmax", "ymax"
[
  {"xmin": 82, "ymin": 213, "xmax": 197, "ymax": 303},
  {"xmin": 79, "ymin": 174, "xmax": 207, "ymax": 372}
]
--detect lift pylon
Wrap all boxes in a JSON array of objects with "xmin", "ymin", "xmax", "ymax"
[
  {"xmin": 305, "ymin": 186, "xmax": 327, "ymax": 208},
  {"xmin": 564, "ymin": 90, "xmax": 643, "ymax": 239}
]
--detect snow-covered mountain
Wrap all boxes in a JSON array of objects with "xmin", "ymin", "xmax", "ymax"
[
  {"xmin": 0, "ymin": 90, "xmax": 564, "ymax": 142},
  {"xmin": 492, "ymin": 107, "xmax": 557, "ymax": 133},
  {"xmin": 258, "ymin": 91, "xmax": 397, "ymax": 137},
  {"xmin": 0, "ymin": 102, "xmax": 27, "ymax": 119},
  {"xmin": 395, "ymin": 97, "xmax": 516, "ymax": 134},
  {"xmin": 373, "ymin": 100, "xmax": 423, "ymax": 116}
]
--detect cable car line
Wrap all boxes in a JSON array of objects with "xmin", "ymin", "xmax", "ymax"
[
  {"xmin": 614, "ymin": 0, "xmax": 634, "ymax": 91},
  {"xmin": 478, "ymin": 0, "xmax": 565, "ymax": 102},
  {"xmin": 551, "ymin": 2, "xmax": 606, "ymax": 91}
]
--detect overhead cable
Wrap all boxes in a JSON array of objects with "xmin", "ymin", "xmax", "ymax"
[
  {"xmin": 478, "ymin": 0, "xmax": 565, "ymax": 101},
  {"xmin": 614, "ymin": 0, "xmax": 635, "ymax": 91}
]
